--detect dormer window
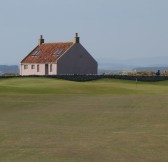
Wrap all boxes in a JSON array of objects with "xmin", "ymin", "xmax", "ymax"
[
  {"xmin": 52, "ymin": 49, "xmax": 63, "ymax": 56},
  {"xmin": 32, "ymin": 50, "xmax": 41, "ymax": 56}
]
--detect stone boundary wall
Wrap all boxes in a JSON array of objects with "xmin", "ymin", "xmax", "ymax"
[{"xmin": 1, "ymin": 75, "xmax": 168, "ymax": 82}]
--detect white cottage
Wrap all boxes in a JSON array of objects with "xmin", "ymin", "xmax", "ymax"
[{"xmin": 20, "ymin": 33, "xmax": 97, "ymax": 75}]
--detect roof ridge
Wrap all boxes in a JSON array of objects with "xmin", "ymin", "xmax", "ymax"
[{"xmin": 44, "ymin": 42, "xmax": 73, "ymax": 44}]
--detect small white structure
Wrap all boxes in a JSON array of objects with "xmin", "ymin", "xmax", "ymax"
[{"xmin": 20, "ymin": 33, "xmax": 98, "ymax": 75}]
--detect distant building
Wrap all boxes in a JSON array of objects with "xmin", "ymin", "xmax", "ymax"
[{"xmin": 20, "ymin": 33, "xmax": 98, "ymax": 75}]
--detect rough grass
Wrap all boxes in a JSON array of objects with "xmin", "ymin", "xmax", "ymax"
[{"xmin": 0, "ymin": 78, "xmax": 168, "ymax": 162}]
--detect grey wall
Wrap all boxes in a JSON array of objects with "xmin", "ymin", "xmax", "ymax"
[{"xmin": 57, "ymin": 43, "xmax": 98, "ymax": 74}]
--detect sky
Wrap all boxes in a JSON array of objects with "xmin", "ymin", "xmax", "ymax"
[{"xmin": 0, "ymin": 0, "xmax": 168, "ymax": 65}]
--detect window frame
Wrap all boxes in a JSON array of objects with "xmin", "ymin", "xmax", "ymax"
[
  {"xmin": 31, "ymin": 65, "xmax": 35, "ymax": 69},
  {"xmin": 24, "ymin": 65, "xmax": 28, "ymax": 69},
  {"xmin": 37, "ymin": 65, "xmax": 40, "ymax": 72},
  {"xmin": 50, "ymin": 64, "xmax": 52, "ymax": 72}
]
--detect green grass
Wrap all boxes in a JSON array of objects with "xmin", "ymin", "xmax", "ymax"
[{"xmin": 0, "ymin": 78, "xmax": 168, "ymax": 162}]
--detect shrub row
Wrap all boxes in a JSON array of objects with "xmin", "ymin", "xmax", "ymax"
[{"xmin": 1, "ymin": 75, "xmax": 168, "ymax": 82}]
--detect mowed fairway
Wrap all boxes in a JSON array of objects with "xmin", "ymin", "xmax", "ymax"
[{"xmin": 0, "ymin": 78, "xmax": 168, "ymax": 162}]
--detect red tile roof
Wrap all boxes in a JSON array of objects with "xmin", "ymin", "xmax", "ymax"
[{"xmin": 21, "ymin": 42, "xmax": 73, "ymax": 63}]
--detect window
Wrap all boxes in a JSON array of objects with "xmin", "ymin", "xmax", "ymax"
[
  {"xmin": 24, "ymin": 65, "xmax": 28, "ymax": 69},
  {"xmin": 31, "ymin": 65, "xmax": 35, "ymax": 69},
  {"xmin": 37, "ymin": 65, "xmax": 40, "ymax": 72},
  {"xmin": 32, "ymin": 50, "xmax": 41, "ymax": 56},
  {"xmin": 52, "ymin": 49, "xmax": 63, "ymax": 56},
  {"xmin": 50, "ymin": 64, "xmax": 52, "ymax": 72}
]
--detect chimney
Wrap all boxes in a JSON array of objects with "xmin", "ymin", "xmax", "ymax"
[
  {"xmin": 74, "ymin": 33, "xmax": 80, "ymax": 43},
  {"xmin": 38, "ymin": 35, "xmax": 44, "ymax": 46}
]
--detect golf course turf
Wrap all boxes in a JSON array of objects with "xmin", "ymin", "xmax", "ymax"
[{"xmin": 0, "ymin": 77, "xmax": 168, "ymax": 162}]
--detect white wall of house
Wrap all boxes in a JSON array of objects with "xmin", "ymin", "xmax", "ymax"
[
  {"xmin": 20, "ymin": 63, "xmax": 57, "ymax": 76},
  {"xmin": 57, "ymin": 43, "xmax": 98, "ymax": 75},
  {"xmin": 20, "ymin": 64, "xmax": 45, "ymax": 76},
  {"xmin": 48, "ymin": 63, "xmax": 57, "ymax": 75}
]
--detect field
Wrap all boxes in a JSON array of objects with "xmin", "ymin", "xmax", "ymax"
[{"xmin": 0, "ymin": 78, "xmax": 168, "ymax": 162}]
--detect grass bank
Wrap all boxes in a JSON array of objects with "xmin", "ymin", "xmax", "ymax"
[{"xmin": 0, "ymin": 78, "xmax": 168, "ymax": 162}]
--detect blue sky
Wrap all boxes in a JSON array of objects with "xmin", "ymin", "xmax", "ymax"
[{"xmin": 0, "ymin": 0, "xmax": 168, "ymax": 65}]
